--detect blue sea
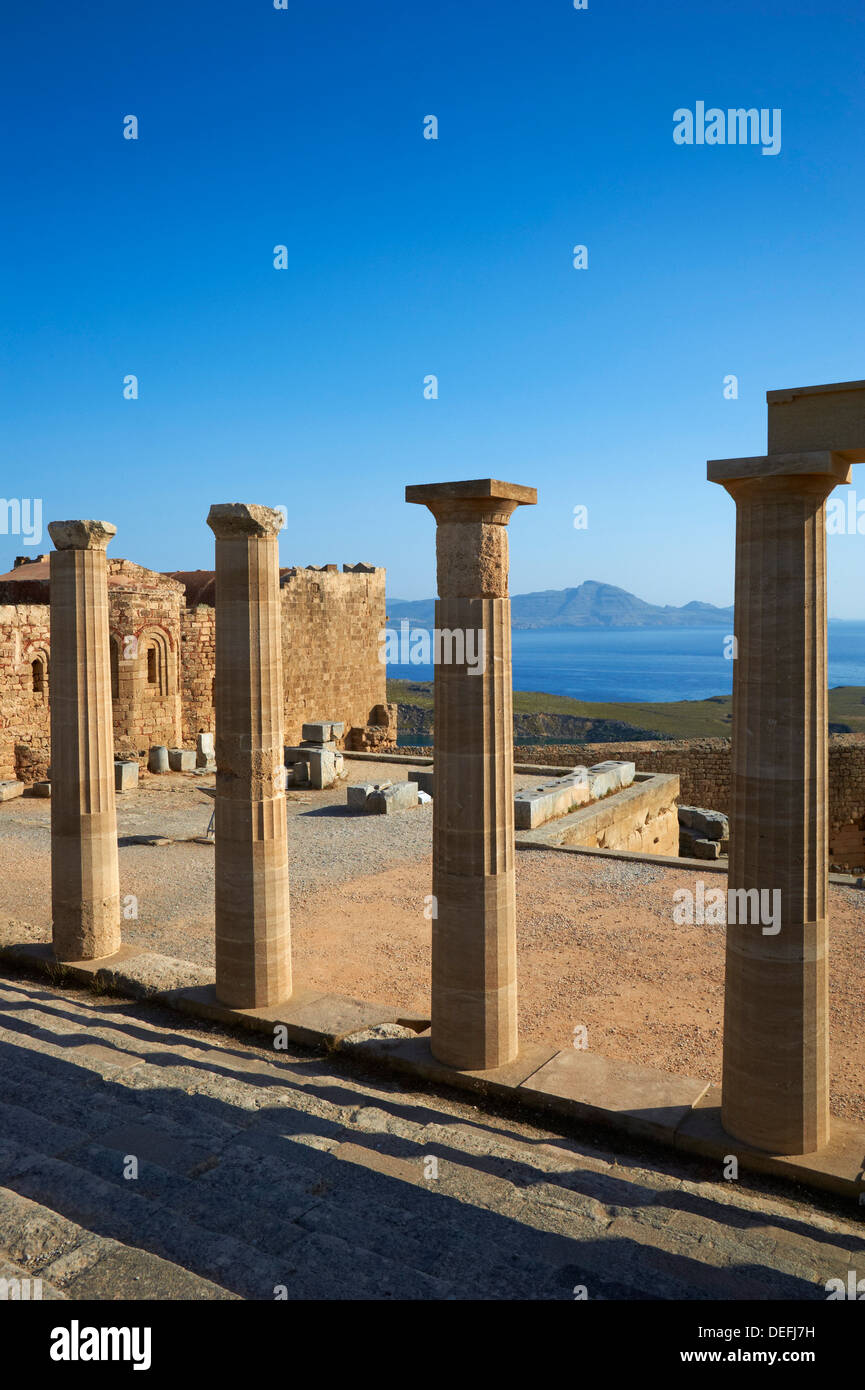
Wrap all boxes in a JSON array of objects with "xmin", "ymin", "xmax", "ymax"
[{"xmin": 387, "ymin": 623, "xmax": 865, "ymax": 704}]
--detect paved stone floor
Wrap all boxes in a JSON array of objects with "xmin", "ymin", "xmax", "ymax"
[{"xmin": 0, "ymin": 971, "xmax": 862, "ymax": 1301}]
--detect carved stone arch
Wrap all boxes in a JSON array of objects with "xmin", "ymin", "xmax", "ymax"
[
  {"xmin": 137, "ymin": 626, "xmax": 173, "ymax": 698},
  {"xmin": 24, "ymin": 642, "xmax": 50, "ymax": 697}
]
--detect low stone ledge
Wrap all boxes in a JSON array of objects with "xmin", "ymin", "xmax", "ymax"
[
  {"xmin": 516, "ymin": 771, "xmax": 680, "ymax": 857},
  {"xmin": 675, "ymin": 1086, "xmax": 865, "ymax": 1199},
  {"xmin": 343, "ymin": 751, "xmax": 434, "ymax": 766},
  {"xmin": 517, "ymin": 1048, "xmax": 711, "ymax": 1144},
  {"xmin": 159, "ymin": 982, "xmax": 428, "ymax": 1050},
  {"xmin": 335, "ymin": 1031, "xmax": 559, "ymax": 1098}
]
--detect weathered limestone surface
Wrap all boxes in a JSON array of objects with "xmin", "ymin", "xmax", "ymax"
[
  {"xmin": 406, "ymin": 479, "xmax": 536, "ymax": 1070},
  {"xmin": 767, "ymin": 378, "xmax": 865, "ymax": 460},
  {"xmin": 708, "ymin": 444, "xmax": 853, "ymax": 1154},
  {"xmin": 520, "ymin": 772, "xmax": 680, "ymax": 857},
  {"xmin": 207, "ymin": 504, "xmax": 291, "ymax": 1008},
  {"xmin": 48, "ymin": 520, "xmax": 121, "ymax": 961},
  {"xmin": 367, "ymin": 781, "xmax": 417, "ymax": 815}
]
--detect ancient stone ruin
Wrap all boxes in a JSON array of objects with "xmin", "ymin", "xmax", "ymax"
[
  {"xmin": 0, "ymin": 552, "xmax": 396, "ymax": 783},
  {"xmin": 14, "ymin": 383, "xmax": 865, "ymax": 1184}
]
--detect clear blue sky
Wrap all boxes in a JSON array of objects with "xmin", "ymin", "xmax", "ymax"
[{"xmin": 2, "ymin": 0, "xmax": 864, "ymax": 614}]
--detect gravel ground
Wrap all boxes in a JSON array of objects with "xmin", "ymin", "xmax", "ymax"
[{"xmin": 1, "ymin": 764, "xmax": 863, "ymax": 1121}]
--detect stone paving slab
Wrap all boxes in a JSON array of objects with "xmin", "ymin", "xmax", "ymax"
[{"xmin": 518, "ymin": 1049, "xmax": 711, "ymax": 1143}]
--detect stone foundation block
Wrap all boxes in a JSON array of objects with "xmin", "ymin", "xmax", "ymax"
[
  {"xmin": 514, "ymin": 768, "xmax": 591, "ymax": 830},
  {"xmin": 196, "ymin": 733, "xmax": 215, "ymax": 767},
  {"xmin": 302, "ymin": 722, "xmax": 333, "ymax": 743},
  {"xmin": 587, "ymin": 761, "xmax": 636, "ymax": 798},
  {"xmin": 306, "ymin": 748, "xmax": 336, "ymax": 789},
  {"xmin": 678, "ymin": 804, "xmax": 729, "ymax": 840},
  {"xmin": 148, "ymin": 746, "xmax": 169, "ymax": 774},
  {"xmin": 680, "ymin": 827, "xmax": 721, "ymax": 859},
  {"xmin": 367, "ymin": 782, "xmax": 418, "ymax": 814},
  {"xmin": 0, "ymin": 781, "xmax": 24, "ymax": 802},
  {"xmin": 347, "ymin": 783, "xmax": 375, "ymax": 809},
  {"xmin": 114, "ymin": 760, "xmax": 139, "ymax": 792},
  {"xmin": 408, "ymin": 768, "xmax": 434, "ymax": 796},
  {"xmin": 168, "ymin": 749, "xmax": 196, "ymax": 773}
]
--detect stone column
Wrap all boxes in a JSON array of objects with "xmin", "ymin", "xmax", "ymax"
[
  {"xmin": 406, "ymin": 479, "xmax": 536, "ymax": 1069},
  {"xmin": 49, "ymin": 520, "xmax": 121, "ymax": 961},
  {"xmin": 207, "ymin": 504, "xmax": 291, "ymax": 1008},
  {"xmin": 708, "ymin": 451, "xmax": 851, "ymax": 1153}
]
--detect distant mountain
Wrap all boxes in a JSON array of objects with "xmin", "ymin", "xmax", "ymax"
[{"xmin": 386, "ymin": 580, "xmax": 734, "ymax": 630}]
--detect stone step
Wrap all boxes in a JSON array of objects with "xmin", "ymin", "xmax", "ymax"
[
  {"xmin": 0, "ymin": 1004, "xmax": 615, "ymax": 1298},
  {"xmin": 0, "ymin": 1048, "xmax": 684, "ymax": 1299},
  {"xmin": 0, "ymin": 1182, "xmax": 237, "ymax": 1300}
]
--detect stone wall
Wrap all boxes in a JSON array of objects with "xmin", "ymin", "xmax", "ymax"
[
  {"xmin": 558, "ymin": 773, "xmax": 681, "ymax": 856},
  {"xmin": 1, "ymin": 555, "xmax": 394, "ymax": 776},
  {"xmin": 107, "ymin": 561, "xmax": 183, "ymax": 756},
  {"xmin": 0, "ymin": 601, "xmax": 51, "ymax": 780},
  {"xmin": 0, "ymin": 558, "xmax": 183, "ymax": 778},
  {"xmin": 173, "ymin": 564, "xmax": 394, "ymax": 750},
  {"xmin": 179, "ymin": 604, "xmax": 216, "ymax": 746},
  {"xmin": 280, "ymin": 565, "xmax": 390, "ymax": 746}
]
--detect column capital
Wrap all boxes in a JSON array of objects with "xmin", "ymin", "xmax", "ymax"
[
  {"xmin": 405, "ymin": 478, "xmax": 537, "ymax": 526},
  {"xmin": 707, "ymin": 451, "xmax": 852, "ymax": 498},
  {"xmin": 207, "ymin": 503, "xmax": 284, "ymax": 539},
  {"xmin": 48, "ymin": 520, "xmax": 116, "ymax": 552}
]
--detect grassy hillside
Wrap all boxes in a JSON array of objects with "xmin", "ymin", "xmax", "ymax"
[{"xmin": 387, "ymin": 681, "xmax": 865, "ymax": 740}]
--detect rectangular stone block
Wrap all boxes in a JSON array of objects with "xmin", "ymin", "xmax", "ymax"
[
  {"xmin": 767, "ymin": 379, "xmax": 865, "ymax": 460},
  {"xmin": 587, "ymin": 761, "xmax": 636, "ymax": 798},
  {"xmin": 302, "ymin": 722, "xmax": 332, "ymax": 743},
  {"xmin": 679, "ymin": 805, "xmax": 728, "ymax": 840},
  {"xmin": 347, "ymin": 783, "xmax": 375, "ymax": 809},
  {"xmin": 0, "ymin": 781, "xmax": 24, "ymax": 802},
  {"xmin": 408, "ymin": 768, "xmax": 434, "ymax": 796},
  {"xmin": 306, "ymin": 747, "xmax": 336, "ymax": 789},
  {"xmin": 519, "ymin": 1049, "xmax": 710, "ymax": 1144},
  {"xmin": 514, "ymin": 769, "xmax": 590, "ymax": 830},
  {"xmin": 168, "ymin": 749, "xmax": 196, "ymax": 772},
  {"xmin": 114, "ymin": 760, "xmax": 139, "ymax": 792},
  {"xmin": 32, "ymin": 781, "xmax": 51, "ymax": 798},
  {"xmin": 196, "ymin": 732, "xmax": 215, "ymax": 767},
  {"xmin": 680, "ymin": 827, "xmax": 721, "ymax": 860},
  {"xmin": 367, "ymin": 781, "xmax": 418, "ymax": 814}
]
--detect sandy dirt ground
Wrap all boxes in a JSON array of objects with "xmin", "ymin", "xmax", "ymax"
[{"xmin": 1, "ymin": 763, "xmax": 863, "ymax": 1121}]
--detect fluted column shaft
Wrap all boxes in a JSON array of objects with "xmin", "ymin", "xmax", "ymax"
[
  {"xmin": 49, "ymin": 520, "xmax": 121, "ymax": 961},
  {"xmin": 407, "ymin": 480, "xmax": 536, "ymax": 1070},
  {"xmin": 207, "ymin": 504, "xmax": 291, "ymax": 1008},
  {"xmin": 721, "ymin": 473, "xmax": 833, "ymax": 1153}
]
